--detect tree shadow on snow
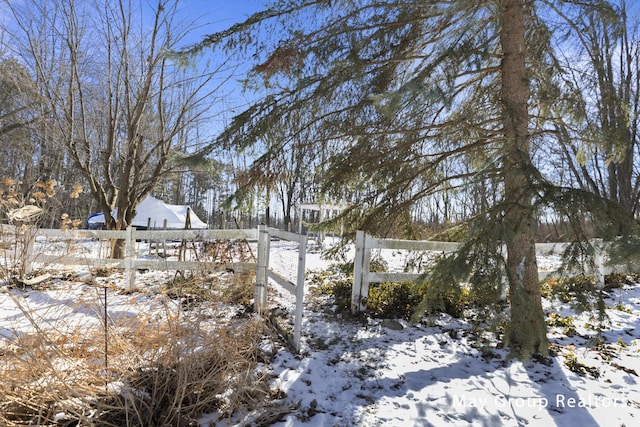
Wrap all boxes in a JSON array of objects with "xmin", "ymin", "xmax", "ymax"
[
  {"xmin": 522, "ymin": 356, "xmax": 601, "ymax": 427},
  {"xmin": 274, "ymin": 317, "xmax": 603, "ymax": 427}
]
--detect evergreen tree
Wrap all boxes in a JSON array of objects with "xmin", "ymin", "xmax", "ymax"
[
  {"xmin": 499, "ymin": 0, "xmax": 548, "ymax": 356},
  {"xmin": 185, "ymin": 0, "xmax": 637, "ymax": 358}
]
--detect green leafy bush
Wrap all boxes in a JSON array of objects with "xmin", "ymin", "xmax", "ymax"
[
  {"xmin": 366, "ymin": 282, "xmax": 423, "ymax": 320},
  {"xmin": 412, "ymin": 281, "xmax": 472, "ymax": 319},
  {"xmin": 541, "ymin": 273, "xmax": 632, "ymax": 304},
  {"xmin": 540, "ymin": 276, "xmax": 600, "ymax": 313},
  {"xmin": 315, "ymin": 275, "xmax": 354, "ymax": 313}
]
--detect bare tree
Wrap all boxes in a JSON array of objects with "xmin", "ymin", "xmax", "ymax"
[
  {"xmin": 550, "ymin": 0, "xmax": 640, "ymax": 217},
  {"xmin": 234, "ymin": 109, "xmax": 325, "ymax": 231},
  {"xmin": 5, "ymin": 0, "xmax": 226, "ymax": 255},
  {"xmin": 0, "ymin": 58, "xmax": 40, "ymax": 186}
]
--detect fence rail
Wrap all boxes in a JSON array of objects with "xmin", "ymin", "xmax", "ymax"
[
  {"xmin": 19, "ymin": 227, "xmax": 259, "ymax": 289},
  {"xmin": 351, "ymin": 231, "xmax": 637, "ymax": 314},
  {"xmin": 2, "ymin": 224, "xmax": 307, "ymax": 352},
  {"xmin": 353, "ymin": 231, "xmax": 467, "ymax": 313}
]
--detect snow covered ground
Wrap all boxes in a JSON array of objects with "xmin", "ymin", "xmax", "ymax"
[
  {"xmin": 1, "ymin": 237, "xmax": 639, "ymax": 426},
  {"xmin": 249, "ymin": 245, "xmax": 640, "ymax": 427}
]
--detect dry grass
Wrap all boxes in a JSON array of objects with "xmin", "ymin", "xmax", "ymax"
[
  {"xmin": 0, "ymin": 275, "xmax": 285, "ymax": 426},
  {"xmin": 164, "ymin": 271, "xmax": 256, "ymax": 308},
  {"xmin": 0, "ymin": 226, "xmax": 292, "ymax": 425}
]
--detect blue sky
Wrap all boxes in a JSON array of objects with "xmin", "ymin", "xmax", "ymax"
[
  {"xmin": 168, "ymin": 0, "xmax": 273, "ymax": 141},
  {"xmin": 176, "ymin": 0, "xmax": 268, "ymax": 46}
]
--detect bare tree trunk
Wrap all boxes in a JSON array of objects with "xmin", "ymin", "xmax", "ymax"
[{"xmin": 500, "ymin": 0, "xmax": 548, "ymax": 358}]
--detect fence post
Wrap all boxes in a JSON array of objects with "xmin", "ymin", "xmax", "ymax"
[
  {"xmin": 255, "ymin": 224, "xmax": 269, "ymax": 312},
  {"xmin": 124, "ymin": 226, "xmax": 136, "ymax": 291},
  {"xmin": 293, "ymin": 233, "xmax": 307, "ymax": 353},
  {"xmin": 593, "ymin": 238, "xmax": 605, "ymax": 289},
  {"xmin": 352, "ymin": 230, "xmax": 366, "ymax": 314}
]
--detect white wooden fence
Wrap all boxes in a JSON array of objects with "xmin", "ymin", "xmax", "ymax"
[
  {"xmin": 21, "ymin": 227, "xmax": 258, "ymax": 289},
  {"xmin": 2, "ymin": 224, "xmax": 307, "ymax": 352},
  {"xmin": 255, "ymin": 225, "xmax": 308, "ymax": 352},
  {"xmin": 352, "ymin": 231, "xmax": 622, "ymax": 314}
]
